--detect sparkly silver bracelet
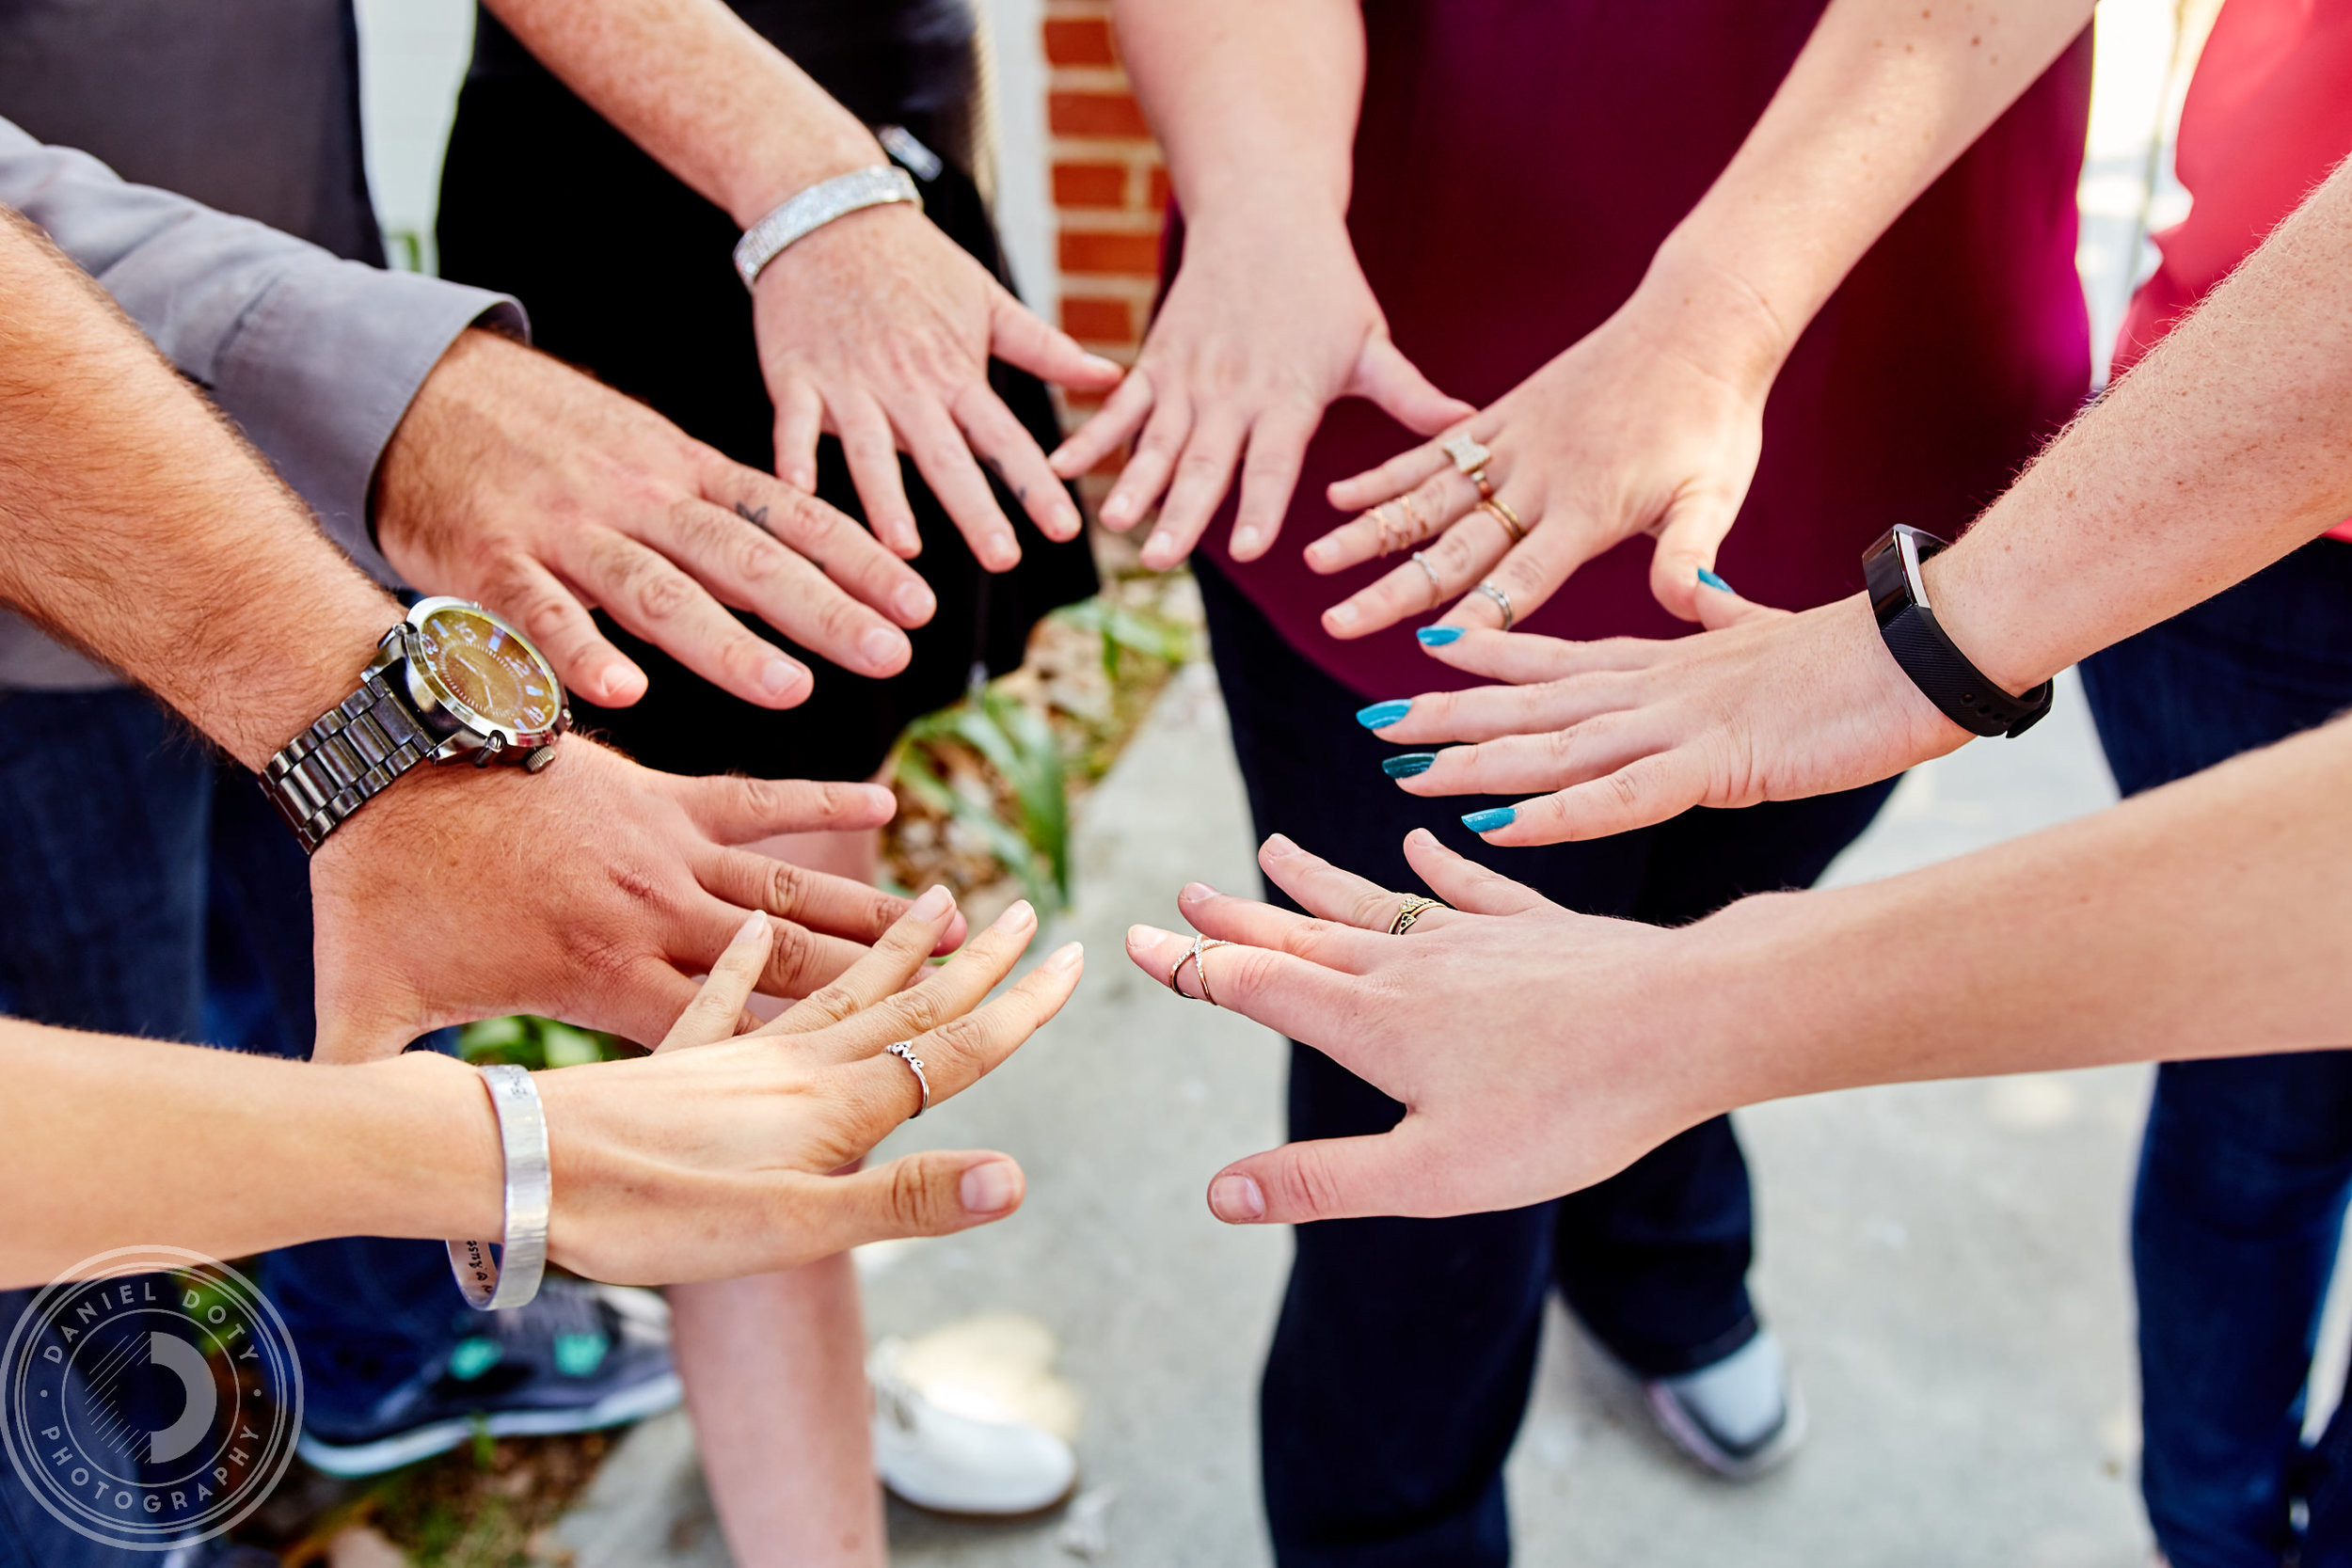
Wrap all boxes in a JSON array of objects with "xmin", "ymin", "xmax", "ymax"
[
  {"xmin": 732, "ymin": 165, "xmax": 923, "ymax": 291},
  {"xmin": 447, "ymin": 1064, "xmax": 551, "ymax": 1311}
]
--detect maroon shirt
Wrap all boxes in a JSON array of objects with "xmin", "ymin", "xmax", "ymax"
[{"xmin": 1188, "ymin": 0, "xmax": 2094, "ymax": 700}]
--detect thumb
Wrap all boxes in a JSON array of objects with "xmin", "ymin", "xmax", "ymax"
[
  {"xmin": 1207, "ymin": 1128, "xmax": 1433, "ymax": 1225},
  {"xmin": 1645, "ymin": 491, "xmax": 1743, "ymax": 624},
  {"xmin": 310, "ymin": 958, "xmax": 433, "ymax": 1065},
  {"xmin": 1349, "ymin": 336, "xmax": 1476, "ymax": 436},
  {"xmin": 792, "ymin": 1150, "xmax": 1028, "ymax": 1253},
  {"xmin": 987, "ymin": 285, "xmax": 1124, "ymax": 390}
]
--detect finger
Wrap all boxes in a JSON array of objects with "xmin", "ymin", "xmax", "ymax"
[
  {"xmin": 1469, "ymin": 749, "xmax": 1715, "ymax": 847},
  {"xmin": 1348, "ymin": 336, "xmax": 1476, "ymax": 437},
  {"xmin": 673, "ymin": 773, "xmax": 898, "ymax": 845},
  {"xmin": 657, "ymin": 910, "xmax": 773, "ymax": 1053},
  {"xmin": 477, "ymin": 549, "xmax": 647, "ymax": 708},
  {"xmin": 1169, "ymin": 879, "xmax": 1388, "ymax": 971},
  {"xmin": 1208, "ymin": 1124, "xmax": 1444, "ymax": 1225},
  {"xmin": 1146, "ymin": 410, "xmax": 1249, "ymax": 569},
  {"xmin": 895, "ymin": 394, "xmax": 1023, "ymax": 572},
  {"xmin": 1253, "ymin": 832, "xmax": 1455, "ymax": 938},
  {"xmin": 771, "ymin": 374, "xmax": 826, "ymax": 493},
  {"xmin": 1327, "ymin": 437, "xmax": 1455, "ymax": 515},
  {"xmin": 700, "ymin": 846, "xmax": 912, "ymax": 947},
  {"xmin": 1466, "ymin": 497, "xmax": 1614, "ymax": 632},
  {"xmin": 787, "ymin": 896, "xmax": 1041, "ymax": 1060},
  {"xmin": 1401, "ymin": 710, "xmax": 1665, "ymax": 799},
  {"xmin": 836, "ymin": 391, "xmax": 922, "ymax": 558},
  {"xmin": 310, "ymin": 965, "xmax": 437, "ymax": 1066},
  {"xmin": 845, "ymin": 937, "xmax": 1085, "ymax": 1111},
  {"xmin": 677, "ymin": 891, "xmax": 869, "ymax": 1001},
  {"xmin": 758, "ymin": 884, "xmax": 959, "ymax": 1036},
  {"xmin": 1121, "ymin": 925, "xmax": 1367, "ymax": 1061},
  {"xmin": 1647, "ymin": 492, "xmax": 1743, "ymax": 625},
  {"xmin": 1100, "ymin": 387, "xmax": 1190, "ymax": 534},
  {"xmin": 785, "ymin": 1151, "xmax": 1031, "ymax": 1255},
  {"xmin": 986, "ymin": 284, "xmax": 1124, "ymax": 391},
  {"xmin": 1398, "ymin": 827, "xmax": 1550, "ymax": 914},
  {"xmin": 715, "ymin": 463, "xmax": 938, "ymax": 629},
  {"xmin": 1227, "ymin": 404, "xmax": 1323, "ymax": 562},
  {"xmin": 1050, "ymin": 366, "xmax": 1156, "ymax": 486},
  {"xmin": 1690, "ymin": 569, "xmax": 1786, "ymax": 631},
  {"xmin": 1321, "ymin": 505, "xmax": 1510, "ymax": 641},
  {"xmin": 1410, "ymin": 626, "xmax": 1661, "ymax": 686},
  {"xmin": 951, "ymin": 381, "xmax": 1084, "ymax": 543},
  {"xmin": 1306, "ymin": 466, "xmax": 1480, "ymax": 577}
]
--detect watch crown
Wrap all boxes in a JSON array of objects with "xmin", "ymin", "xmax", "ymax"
[{"xmin": 525, "ymin": 744, "xmax": 560, "ymax": 774}]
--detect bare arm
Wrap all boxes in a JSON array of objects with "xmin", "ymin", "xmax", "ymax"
[{"xmin": 1318, "ymin": 0, "xmax": 2094, "ymax": 636}]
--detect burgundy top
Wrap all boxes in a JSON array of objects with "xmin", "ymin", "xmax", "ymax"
[{"xmin": 1186, "ymin": 0, "xmax": 2094, "ymax": 700}]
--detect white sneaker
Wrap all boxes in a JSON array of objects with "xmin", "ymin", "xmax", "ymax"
[
  {"xmin": 869, "ymin": 1341, "xmax": 1078, "ymax": 1517},
  {"xmin": 1641, "ymin": 1329, "xmax": 1806, "ymax": 1481}
]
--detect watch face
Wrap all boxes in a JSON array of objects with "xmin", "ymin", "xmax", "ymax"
[{"xmin": 411, "ymin": 603, "xmax": 562, "ymax": 736}]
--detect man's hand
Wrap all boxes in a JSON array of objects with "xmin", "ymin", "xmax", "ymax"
[
  {"xmin": 1048, "ymin": 215, "xmax": 1469, "ymax": 571},
  {"xmin": 306, "ymin": 736, "xmax": 961, "ymax": 1061},
  {"xmin": 1366, "ymin": 595, "xmax": 1965, "ymax": 845},
  {"xmin": 376, "ymin": 329, "xmax": 939, "ymax": 711},
  {"xmin": 753, "ymin": 205, "xmax": 1122, "ymax": 571}
]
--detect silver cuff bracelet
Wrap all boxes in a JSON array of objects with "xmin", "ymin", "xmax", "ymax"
[
  {"xmin": 732, "ymin": 165, "xmax": 923, "ymax": 291},
  {"xmin": 448, "ymin": 1063, "xmax": 551, "ymax": 1311}
]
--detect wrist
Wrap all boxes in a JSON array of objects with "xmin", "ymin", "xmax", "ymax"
[
  {"xmin": 1920, "ymin": 545, "xmax": 2064, "ymax": 698},
  {"xmin": 338, "ymin": 1053, "xmax": 506, "ymax": 1240},
  {"xmin": 724, "ymin": 128, "xmax": 891, "ymax": 232},
  {"xmin": 1676, "ymin": 889, "xmax": 1840, "ymax": 1110},
  {"xmin": 1629, "ymin": 240, "xmax": 1801, "ymax": 404}
]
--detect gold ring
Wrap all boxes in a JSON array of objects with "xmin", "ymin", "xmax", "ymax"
[
  {"xmin": 1169, "ymin": 934, "xmax": 1235, "ymax": 1005},
  {"xmin": 1441, "ymin": 435, "xmax": 1495, "ymax": 499},
  {"xmin": 1389, "ymin": 895, "xmax": 1446, "ymax": 936},
  {"xmin": 1477, "ymin": 497, "xmax": 1525, "ymax": 544},
  {"xmin": 1397, "ymin": 494, "xmax": 1425, "ymax": 541}
]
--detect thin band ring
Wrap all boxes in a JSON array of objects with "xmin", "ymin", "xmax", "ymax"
[
  {"xmin": 1169, "ymin": 934, "xmax": 1235, "ymax": 1006},
  {"xmin": 1476, "ymin": 497, "xmax": 1526, "ymax": 544},
  {"xmin": 884, "ymin": 1040, "xmax": 930, "ymax": 1118},
  {"xmin": 1389, "ymin": 895, "xmax": 1446, "ymax": 936},
  {"xmin": 1410, "ymin": 551, "xmax": 1444, "ymax": 609},
  {"xmin": 1475, "ymin": 581, "xmax": 1515, "ymax": 632}
]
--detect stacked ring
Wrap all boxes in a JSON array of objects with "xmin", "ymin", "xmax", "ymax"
[
  {"xmin": 1169, "ymin": 934, "xmax": 1236, "ymax": 1006},
  {"xmin": 1389, "ymin": 895, "xmax": 1446, "ymax": 935},
  {"xmin": 1477, "ymin": 497, "xmax": 1526, "ymax": 544},
  {"xmin": 1410, "ymin": 550, "xmax": 1444, "ymax": 608}
]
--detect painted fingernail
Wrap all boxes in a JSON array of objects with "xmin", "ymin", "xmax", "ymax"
[
  {"xmin": 862, "ymin": 626, "xmax": 907, "ymax": 669},
  {"xmin": 895, "ymin": 580, "xmax": 937, "ymax": 623},
  {"xmin": 1381, "ymin": 752, "xmax": 1437, "ymax": 779},
  {"xmin": 760, "ymin": 657, "xmax": 804, "ymax": 701},
  {"xmin": 1232, "ymin": 526, "xmax": 1263, "ymax": 556},
  {"xmin": 993, "ymin": 898, "xmax": 1037, "ymax": 932},
  {"xmin": 961, "ymin": 1160, "xmax": 1023, "ymax": 1215},
  {"xmin": 1462, "ymin": 806, "xmax": 1518, "ymax": 833},
  {"xmin": 736, "ymin": 910, "xmax": 768, "ymax": 942},
  {"xmin": 912, "ymin": 884, "xmax": 954, "ymax": 922},
  {"xmin": 1042, "ymin": 941, "xmax": 1084, "ymax": 974},
  {"xmin": 1356, "ymin": 700, "xmax": 1411, "ymax": 730},
  {"xmin": 1209, "ymin": 1174, "xmax": 1266, "ymax": 1223},
  {"xmin": 1416, "ymin": 626, "xmax": 1463, "ymax": 647},
  {"xmin": 1696, "ymin": 567, "xmax": 1735, "ymax": 594}
]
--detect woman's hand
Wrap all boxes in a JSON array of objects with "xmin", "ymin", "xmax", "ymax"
[
  {"xmin": 754, "ymin": 205, "xmax": 1124, "ymax": 571},
  {"xmin": 1048, "ymin": 215, "xmax": 1470, "ymax": 571},
  {"xmin": 1360, "ymin": 595, "xmax": 1966, "ymax": 845},
  {"xmin": 542, "ymin": 888, "xmax": 1084, "ymax": 1285},
  {"xmin": 1124, "ymin": 832, "xmax": 1751, "ymax": 1224},
  {"xmin": 1310, "ymin": 259, "xmax": 1787, "ymax": 640}
]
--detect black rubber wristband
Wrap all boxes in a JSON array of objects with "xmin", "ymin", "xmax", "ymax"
[{"xmin": 1864, "ymin": 527, "xmax": 2053, "ymax": 739}]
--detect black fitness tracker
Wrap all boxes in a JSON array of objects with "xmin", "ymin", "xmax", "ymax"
[{"xmin": 1862, "ymin": 526, "xmax": 2053, "ymax": 738}]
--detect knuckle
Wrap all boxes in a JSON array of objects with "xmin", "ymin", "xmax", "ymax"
[
  {"xmin": 884, "ymin": 985, "xmax": 950, "ymax": 1038},
  {"xmin": 1608, "ymin": 768, "xmax": 1645, "ymax": 810},
  {"xmin": 796, "ymin": 980, "xmax": 863, "ymax": 1028},
  {"xmin": 921, "ymin": 1013, "xmax": 989, "ymax": 1070},
  {"xmin": 888, "ymin": 1156, "xmax": 946, "ymax": 1230},
  {"xmin": 759, "ymin": 858, "xmax": 810, "ymax": 913},
  {"xmin": 764, "ymin": 923, "xmax": 823, "ymax": 997},
  {"xmin": 1269, "ymin": 1148, "xmax": 1343, "ymax": 1221}
]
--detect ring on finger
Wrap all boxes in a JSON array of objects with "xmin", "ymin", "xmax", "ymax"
[
  {"xmin": 1389, "ymin": 895, "xmax": 1447, "ymax": 936},
  {"xmin": 885, "ymin": 1040, "xmax": 930, "ymax": 1117},
  {"xmin": 1476, "ymin": 497, "xmax": 1526, "ymax": 545},
  {"xmin": 1442, "ymin": 435, "xmax": 1495, "ymax": 499},
  {"xmin": 1410, "ymin": 551, "xmax": 1444, "ymax": 610},
  {"xmin": 1475, "ymin": 580, "xmax": 1515, "ymax": 632},
  {"xmin": 1169, "ymin": 934, "xmax": 1236, "ymax": 1006}
]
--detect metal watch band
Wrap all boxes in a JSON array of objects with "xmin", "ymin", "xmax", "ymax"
[
  {"xmin": 448, "ymin": 1065, "xmax": 552, "ymax": 1312},
  {"xmin": 732, "ymin": 165, "xmax": 922, "ymax": 291},
  {"xmin": 1865, "ymin": 526, "xmax": 2054, "ymax": 739},
  {"xmin": 260, "ymin": 662, "xmax": 436, "ymax": 853}
]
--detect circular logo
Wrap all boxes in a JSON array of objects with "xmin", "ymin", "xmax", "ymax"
[{"xmin": 2, "ymin": 1246, "xmax": 302, "ymax": 1551}]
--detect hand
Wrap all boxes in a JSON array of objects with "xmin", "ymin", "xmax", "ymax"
[
  {"xmin": 1047, "ymin": 215, "xmax": 1470, "ymax": 571},
  {"xmin": 1364, "ymin": 594, "xmax": 1966, "ymax": 845},
  {"xmin": 540, "ymin": 890, "xmax": 1084, "ymax": 1283},
  {"xmin": 1311, "ymin": 259, "xmax": 1786, "ymax": 640},
  {"xmin": 1124, "ymin": 832, "xmax": 1743, "ymax": 1223},
  {"xmin": 307, "ymin": 737, "xmax": 963, "ymax": 1061},
  {"xmin": 375, "ymin": 330, "xmax": 938, "ymax": 712},
  {"xmin": 754, "ymin": 205, "xmax": 1123, "ymax": 570}
]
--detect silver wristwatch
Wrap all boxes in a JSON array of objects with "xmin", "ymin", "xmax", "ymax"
[{"xmin": 261, "ymin": 596, "xmax": 571, "ymax": 853}]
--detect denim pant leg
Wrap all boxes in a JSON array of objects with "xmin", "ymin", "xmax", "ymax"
[{"xmin": 2079, "ymin": 539, "xmax": 2352, "ymax": 1568}]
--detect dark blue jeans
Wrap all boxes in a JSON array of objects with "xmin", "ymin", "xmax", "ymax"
[
  {"xmin": 2079, "ymin": 539, "xmax": 2352, "ymax": 1568},
  {"xmin": 1200, "ymin": 564, "xmax": 1897, "ymax": 1566},
  {"xmin": 0, "ymin": 690, "xmax": 466, "ymax": 1566}
]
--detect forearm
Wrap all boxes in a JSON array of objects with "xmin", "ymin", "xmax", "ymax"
[
  {"xmin": 1702, "ymin": 707, "xmax": 2352, "ymax": 1112},
  {"xmin": 1931, "ymin": 155, "xmax": 2352, "ymax": 693},
  {"xmin": 1113, "ymin": 0, "xmax": 1361, "ymax": 234},
  {"xmin": 0, "ymin": 213, "xmax": 401, "ymax": 766},
  {"xmin": 0, "ymin": 1026, "xmax": 499, "ymax": 1287},
  {"xmin": 485, "ymin": 0, "xmax": 883, "ymax": 227},
  {"xmin": 1636, "ymin": 0, "xmax": 2091, "ymax": 390}
]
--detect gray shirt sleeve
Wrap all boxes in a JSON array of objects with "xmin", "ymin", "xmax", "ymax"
[{"xmin": 0, "ymin": 114, "xmax": 527, "ymax": 585}]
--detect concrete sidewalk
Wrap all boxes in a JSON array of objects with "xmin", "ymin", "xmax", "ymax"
[{"xmin": 561, "ymin": 662, "xmax": 2158, "ymax": 1567}]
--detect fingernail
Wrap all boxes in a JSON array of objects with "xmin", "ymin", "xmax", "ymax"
[
  {"xmin": 1042, "ymin": 941, "xmax": 1084, "ymax": 974},
  {"xmin": 993, "ymin": 898, "xmax": 1037, "ymax": 932},
  {"xmin": 785, "ymin": 467, "xmax": 816, "ymax": 491},
  {"xmin": 1102, "ymin": 495, "xmax": 1133, "ymax": 527},
  {"xmin": 861, "ymin": 626, "xmax": 907, "ymax": 669},
  {"xmin": 1696, "ymin": 566, "xmax": 1735, "ymax": 594},
  {"xmin": 1262, "ymin": 833, "xmax": 1297, "ymax": 857},
  {"xmin": 1462, "ymin": 806, "xmax": 1518, "ymax": 833},
  {"xmin": 1179, "ymin": 881, "xmax": 1217, "ymax": 903},
  {"xmin": 1327, "ymin": 604, "xmax": 1360, "ymax": 629},
  {"xmin": 760, "ymin": 657, "xmax": 804, "ymax": 701},
  {"xmin": 1081, "ymin": 353, "xmax": 1123, "ymax": 377},
  {"xmin": 895, "ymin": 581, "xmax": 937, "ymax": 622},
  {"xmin": 1232, "ymin": 526, "xmax": 1263, "ymax": 556},
  {"xmin": 1416, "ymin": 626, "xmax": 1463, "ymax": 648},
  {"xmin": 1209, "ymin": 1174, "xmax": 1266, "ymax": 1223},
  {"xmin": 737, "ymin": 910, "xmax": 768, "ymax": 942},
  {"xmin": 961, "ymin": 1160, "xmax": 1022, "ymax": 1215},
  {"xmin": 912, "ymin": 884, "xmax": 954, "ymax": 922},
  {"xmin": 1381, "ymin": 752, "xmax": 1437, "ymax": 779},
  {"xmin": 1356, "ymin": 700, "xmax": 1411, "ymax": 730}
]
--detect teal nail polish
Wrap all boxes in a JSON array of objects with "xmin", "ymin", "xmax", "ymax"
[
  {"xmin": 1461, "ymin": 806, "xmax": 1517, "ymax": 833},
  {"xmin": 1696, "ymin": 567, "xmax": 1735, "ymax": 594},
  {"xmin": 1356, "ymin": 699, "xmax": 1411, "ymax": 730},
  {"xmin": 1381, "ymin": 752, "xmax": 1436, "ymax": 779},
  {"xmin": 1416, "ymin": 626, "xmax": 1463, "ymax": 648}
]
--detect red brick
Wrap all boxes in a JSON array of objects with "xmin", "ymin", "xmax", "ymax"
[
  {"xmin": 1146, "ymin": 166, "xmax": 1172, "ymax": 212},
  {"xmin": 1058, "ymin": 230, "xmax": 1163, "ymax": 277},
  {"xmin": 1042, "ymin": 17, "xmax": 1117, "ymax": 66},
  {"xmin": 1052, "ymin": 161, "xmax": 1129, "ymax": 208},
  {"xmin": 1059, "ymin": 295, "xmax": 1134, "ymax": 341},
  {"xmin": 1049, "ymin": 90, "xmax": 1151, "ymax": 139}
]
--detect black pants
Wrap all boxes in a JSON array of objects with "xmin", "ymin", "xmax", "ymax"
[{"xmin": 1198, "ymin": 562, "xmax": 1897, "ymax": 1565}]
